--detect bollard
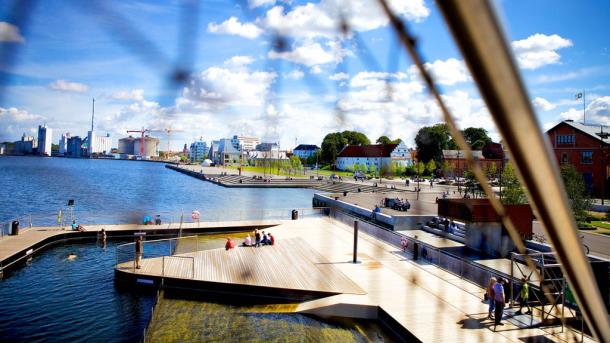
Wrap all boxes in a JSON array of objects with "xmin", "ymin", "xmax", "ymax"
[{"xmin": 353, "ymin": 221, "xmax": 358, "ymax": 263}]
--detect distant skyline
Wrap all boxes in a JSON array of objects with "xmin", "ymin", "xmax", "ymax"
[{"xmin": 1, "ymin": 0, "xmax": 609, "ymax": 149}]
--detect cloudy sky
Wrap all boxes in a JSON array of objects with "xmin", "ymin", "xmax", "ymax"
[{"xmin": 1, "ymin": 0, "xmax": 609, "ymax": 150}]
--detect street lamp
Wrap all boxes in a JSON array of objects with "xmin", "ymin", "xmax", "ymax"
[{"xmin": 457, "ymin": 150, "xmax": 462, "ymax": 195}]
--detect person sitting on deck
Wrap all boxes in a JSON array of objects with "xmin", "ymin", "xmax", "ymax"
[
  {"xmin": 261, "ymin": 232, "xmax": 271, "ymax": 245},
  {"xmin": 154, "ymin": 215, "xmax": 162, "ymax": 225},
  {"xmin": 242, "ymin": 235, "xmax": 252, "ymax": 247},
  {"xmin": 225, "ymin": 238, "xmax": 235, "ymax": 250},
  {"xmin": 143, "ymin": 216, "xmax": 153, "ymax": 225},
  {"xmin": 268, "ymin": 233, "xmax": 275, "ymax": 246},
  {"xmin": 71, "ymin": 220, "xmax": 86, "ymax": 232}
]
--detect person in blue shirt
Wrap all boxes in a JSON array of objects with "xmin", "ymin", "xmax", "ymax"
[{"xmin": 493, "ymin": 278, "xmax": 506, "ymax": 329}]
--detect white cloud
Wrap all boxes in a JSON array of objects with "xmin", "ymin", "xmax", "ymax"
[
  {"xmin": 49, "ymin": 79, "xmax": 88, "ymax": 93},
  {"xmin": 310, "ymin": 65, "xmax": 322, "ymax": 74},
  {"xmin": 329, "ymin": 72, "xmax": 349, "ymax": 81},
  {"xmin": 532, "ymin": 97, "xmax": 556, "ymax": 111},
  {"xmin": 223, "ymin": 55, "xmax": 255, "ymax": 69},
  {"xmin": 112, "ymin": 89, "xmax": 145, "ymax": 101},
  {"xmin": 419, "ymin": 58, "xmax": 469, "ymax": 86},
  {"xmin": 208, "ymin": 17, "xmax": 263, "ymax": 39},
  {"xmin": 262, "ymin": 0, "xmax": 429, "ymax": 39},
  {"xmin": 268, "ymin": 40, "xmax": 351, "ymax": 66},
  {"xmin": 512, "ymin": 34, "xmax": 572, "ymax": 70},
  {"xmin": 0, "ymin": 22, "xmax": 24, "ymax": 43},
  {"xmin": 249, "ymin": 0, "xmax": 275, "ymax": 8},
  {"xmin": 178, "ymin": 58, "xmax": 276, "ymax": 110},
  {"xmin": 0, "ymin": 107, "xmax": 46, "ymax": 141},
  {"xmin": 283, "ymin": 69, "xmax": 305, "ymax": 80}
]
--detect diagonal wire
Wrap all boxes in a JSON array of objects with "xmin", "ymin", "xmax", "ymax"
[{"xmin": 376, "ymin": 0, "xmax": 562, "ymax": 321}]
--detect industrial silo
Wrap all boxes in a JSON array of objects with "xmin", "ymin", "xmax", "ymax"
[
  {"xmin": 118, "ymin": 136, "xmax": 136, "ymax": 155},
  {"xmin": 133, "ymin": 136, "xmax": 159, "ymax": 157}
]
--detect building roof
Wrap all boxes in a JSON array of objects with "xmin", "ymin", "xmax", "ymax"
[
  {"xmin": 442, "ymin": 150, "xmax": 484, "ymax": 159},
  {"xmin": 338, "ymin": 144, "xmax": 398, "ymax": 158},
  {"xmin": 294, "ymin": 144, "xmax": 320, "ymax": 151},
  {"xmin": 547, "ymin": 120, "xmax": 610, "ymax": 144}
]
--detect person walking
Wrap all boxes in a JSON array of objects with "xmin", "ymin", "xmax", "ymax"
[
  {"xmin": 493, "ymin": 278, "xmax": 506, "ymax": 329},
  {"xmin": 517, "ymin": 277, "xmax": 532, "ymax": 315},
  {"xmin": 486, "ymin": 277, "xmax": 497, "ymax": 319}
]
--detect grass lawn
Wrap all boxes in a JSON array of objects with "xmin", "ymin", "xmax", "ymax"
[
  {"xmin": 587, "ymin": 221, "xmax": 610, "ymax": 235},
  {"xmin": 225, "ymin": 165, "xmax": 355, "ymax": 177}
]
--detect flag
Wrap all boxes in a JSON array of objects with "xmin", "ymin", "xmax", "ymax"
[{"xmin": 575, "ymin": 92, "xmax": 583, "ymax": 99}]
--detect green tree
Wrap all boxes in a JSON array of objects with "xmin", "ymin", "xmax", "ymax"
[
  {"xmin": 289, "ymin": 155, "xmax": 303, "ymax": 175},
  {"xmin": 342, "ymin": 130, "xmax": 371, "ymax": 146},
  {"xmin": 463, "ymin": 127, "xmax": 492, "ymax": 149},
  {"xmin": 414, "ymin": 161, "xmax": 426, "ymax": 176},
  {"xmin": 500, "ymin": 162, "xmax": 527, "ymax": 204},
  {"xmin": 487, "ymin": 162, "xmax": 497, "ymax": 178},
  {"xmin": 426, "ymin": 159, "xmax": 437, "ymax": 176},
  {"xmin": 320, "ymin": 132, "xmax": 347, "ymax": 166},
  {"xmin": 368, "ymin": 163, "xmax": 377, "ymax": 176},
  {"xmin": 560, "ymin": 164, "xmax": 592, "ymax": 223},
  {"xmin": 415, "ymin": 123, "xmax": 454, "ymax": 163},
  {"xmin": 376, "ymin": 135, "xmax": 392, "ymax": 145},
  {"xmin": 442, "ymin": 160, "xmax": 452, "ymax": 178}
]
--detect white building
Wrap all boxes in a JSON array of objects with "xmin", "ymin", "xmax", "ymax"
[
  {"xmin": 59, "ymin": 133, "xmax": 70, "ymax": 156},
  {"xmin": 293, "ymin": 144, "xmax": 320, "ymax": 160},
  {"xmin": 231, "ymin": 135, "xmax": 260, "ymax": 151},
  {"xmin": 246, "ymin": 148, "xmax": 288, "ymax": 165},
  {"xmin": 37, "ymin": 124, "xmax": 52, "ymax": 156},
  {"xmin": 189, "ymin": 140, "xmax": 208, "ymax": 162},
  {"xmin": 87, "ymin": 131, "xmax": 113, "ymax": 155},
  {"xmin": 336, "ymin": 143, "xmax": 411, "ymax": 172}
]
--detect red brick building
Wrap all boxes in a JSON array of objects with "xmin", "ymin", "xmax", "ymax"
[
  {"xmin": 546, "ymin": 120, "xmax": 610, "ymax": 196},
  {"xmin": 441, "ymin": 150, "xmax": 504, "ymax": 178}
]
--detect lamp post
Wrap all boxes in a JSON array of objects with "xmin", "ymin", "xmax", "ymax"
[
  {"xmin": 457, "ymin": 150, "xmax": 462, "ymax": 195},
  {"xmin": 596, "ymin": 127, "xmax": 609, "ymax": 205}
]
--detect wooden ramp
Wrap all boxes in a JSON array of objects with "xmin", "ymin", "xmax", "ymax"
[{"xmin": 117, "ymin": 237, "xmax": 365, "ymax": 295}]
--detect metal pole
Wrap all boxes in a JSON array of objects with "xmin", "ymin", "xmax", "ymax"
[
  {"xmin": 583, "ymin": 90, "xmax": 586, "ymax": 124},
  {"xmin": 510, "ymin": 253, "xmax": 514, "ymax": 307},
  {"xmin": 353, "ymin": 221, "xmax": 358, "ymax": 263}
]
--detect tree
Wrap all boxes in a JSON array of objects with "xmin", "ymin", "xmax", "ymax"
[
  {"xmin": 414, "ymin": 161, "xmax": 426, "ymax": 176},
  {"xmin": 289, "ymin": 155, "xmax": 303, "ymax": 175},
  {"xmin": 415, "ymin": 123, "xmax": 454, "ymax": 163},
  {"xmin": 342, "ymin": 130, "xmax": 370, "ymax": 146},
  {"xmin": 482, "ymin": 142, "xmax": 504, "ymax": 159},
  {"xmin": 426, "ymin": 159, "xmax": 437, "ymax": 176},
  {"xmin": 500, "ymin": 162, "xmax": 527, "ymax": 204},
  {"xmin": 487, "ymin": 162, "xmax": 497, "ymax": 178},
  {"xmin": 320, "ymin": 132, "xmax": 347, "ymax": 166},
  {"xmin": 442, "ymin": 160, "xmax": 452, "ymax": 178},
  {"xmin": 376, "ymin": 135, "xmax": 392, "ymax": 145},
  {"xmin": 463, "ymin": 127, "xmax": 492, "ymax": 149},
  {"xmin": 560, "ymin": 164, "xmax": 592, "ymax": 223},
  {"xmin": 368, "ymin": 163, "xmax": 377, "ymax": 176}
]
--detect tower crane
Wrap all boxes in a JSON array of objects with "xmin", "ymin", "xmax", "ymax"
[
  {"xmin": 149, "ymin": 126, "xmax": 184, "ymax": 157},
  {"xmin": 126, "ymin": 127, "xmax": 150, "ymax": 156}
]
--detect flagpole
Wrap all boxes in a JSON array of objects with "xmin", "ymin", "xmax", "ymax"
[{"xmin": 583, "ymin": 90, "xmax": 586, "ymax": 124}]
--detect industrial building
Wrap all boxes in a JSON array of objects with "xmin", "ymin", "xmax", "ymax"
[
  {"xmin": 59, "ymin": 133, "xmax": 70, "ymax": 156},
  {"xmin": 13, "ymin": 133, "xmax": 37, "ymax": 155},
  {"xmin": 118, "ymin": 136, "xmax": 136, "ymax": 155},
  {"xmin": 37, "ymin": 124, "xmax": 52, "ymax": 156},
  {"xmin": 86, "ymin": 131, "xmax": 112, "ymax": 156},
  {"xmin": 66, "ymin": 136, "xmax": 83, "ymax": 158},
  {"xmin": 118, "ymin": 135, "xmax": 159, "ymax": 157}
]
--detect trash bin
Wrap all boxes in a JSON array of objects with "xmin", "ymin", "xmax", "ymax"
[
  {"xmin": 11, "ymin": 220, "xmax": 19, "ymax": 236},
  {"xmin": 291, "ymin": 210, "xmax": 298, "ymax": 220}
]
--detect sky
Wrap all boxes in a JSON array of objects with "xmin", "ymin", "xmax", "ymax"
[{"xmin": 0, "ymin": 0, "xmax": 609, "ymax": 151}]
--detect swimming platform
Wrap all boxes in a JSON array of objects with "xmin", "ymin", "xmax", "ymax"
[{"xmin": 0, "ymin": 216, "xmax": 591, "ymax": 342}]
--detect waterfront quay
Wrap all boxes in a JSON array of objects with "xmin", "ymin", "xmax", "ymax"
[{"xmin": 113, "ymin": 216, "xmax": 590, "ymax": 342}]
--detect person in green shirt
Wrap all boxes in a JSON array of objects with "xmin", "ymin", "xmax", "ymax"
[{"xmin": 517, "ymin": 277, "xmax": 532, "ymax": 314}]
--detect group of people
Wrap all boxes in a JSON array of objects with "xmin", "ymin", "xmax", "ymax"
[
  {"xmin": 382, "ymin": 197, "xmax": 411, "ymax": 212},
  {"xmin": 142, "ymin": 215, "xmax": 162, "ymax": 225},
  {"xmin": 225, "ymin": 229, "xmax": 275, "ymax": 250},
  {"xmin": 486, "ymin": 276, "xmax": 531, "ymax": 330}
]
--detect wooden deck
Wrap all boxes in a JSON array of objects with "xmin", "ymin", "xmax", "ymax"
[{"xmin": 117, "ymin": 237, "xmax": 365, "ymax": 295}]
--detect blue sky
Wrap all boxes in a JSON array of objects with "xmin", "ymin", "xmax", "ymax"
[{"xmin": 1, "ymin": 0, "xmax": 609, "ymax": 150}]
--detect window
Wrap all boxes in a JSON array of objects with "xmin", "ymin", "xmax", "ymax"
[
  {"xmin": 561, "ymin": 153, "xmax": 568, "ymax": 164},
  {"xmin": 556, "ymin": 134, "xmax": 575, "ymax": 145},
  {"xmin": 581, "ymin": 151, "xmax": 593, "ymax": 164}
]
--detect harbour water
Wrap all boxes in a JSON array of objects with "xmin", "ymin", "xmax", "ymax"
[
  {"xmin": 0, "ymin": 156, "xmax": 316, "ymax": 225},
  {"xmin": 0, "ymin": 157, "xmax": 391, "ymax": 342}
]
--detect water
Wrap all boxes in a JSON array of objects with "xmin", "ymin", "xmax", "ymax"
[
  {"xmin": 0, "ymin": 156, "xmax": 316, "ymax": 225},
  {"xmin": 0, "ymin": 239, "xmax": 157, "ymax": 343}
]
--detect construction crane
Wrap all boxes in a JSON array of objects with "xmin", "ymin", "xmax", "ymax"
[
  {"xmin": 126, "ymin": 127, "xmax": 150, "ymax": 156},
  {"xmin": 150, "ymin": 126, "xmax": 184, "ymax": 156}
]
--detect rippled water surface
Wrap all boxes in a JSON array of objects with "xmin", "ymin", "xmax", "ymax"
[
  {"xmin": 0, "ymin": 156, "xmax": 315, "ymax": 225},
  {"xmin": 0, "ymin": 240, "xmax": 158, "ymax": 343}
]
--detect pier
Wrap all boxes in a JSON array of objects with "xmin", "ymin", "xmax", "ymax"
[{"xmin": 166, "ymin": 164, "xmax": 408, "ymax": 194}]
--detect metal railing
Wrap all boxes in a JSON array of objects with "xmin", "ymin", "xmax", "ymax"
[{"xmin": 1, "ymin": 207, "xmax": 329, "ymax": 231}]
